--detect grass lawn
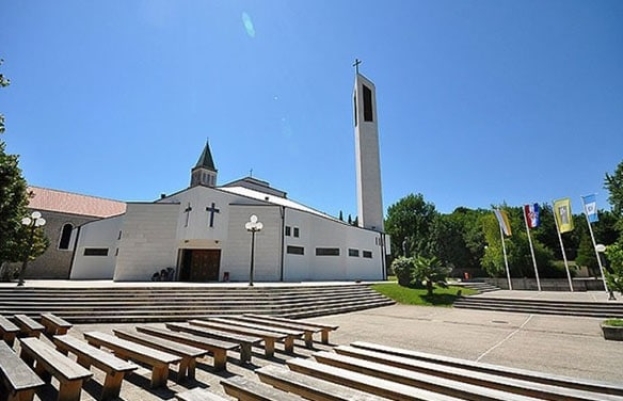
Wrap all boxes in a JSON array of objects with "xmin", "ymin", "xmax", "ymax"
[{"xmin": 371, "ymin": 283, "xmax": 477, "ymax": 306}]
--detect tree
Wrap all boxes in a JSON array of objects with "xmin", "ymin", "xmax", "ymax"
[
  {"xmin": 385, "ymin": 193, "xmax": 437, "ymax": 258},
  {"xmin": 391, "ymin": 256, "xmax": 414, "ymax": 287},
  {"xmin": 605, "ymin": 161, "xmax": 623, "ymax": 232},
  {"xmin": 412, "ymin": 255, "xmax": 450, "ymax": 296},
  {"xmin": 605, "ymin": 160, "xmax": 623, "ymax": 294},
  {"xmin": 576, "ymin": 231, "xmax": 599, "ymax": 277}
]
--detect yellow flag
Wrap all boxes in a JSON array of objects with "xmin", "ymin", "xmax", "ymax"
[{"xmin": 554, "ymin": 198, "xmax": 574, "ymax": 233}]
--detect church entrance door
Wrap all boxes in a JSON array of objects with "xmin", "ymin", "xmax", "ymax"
[{"xmin": 179, "ymin": 249, "xmax": 221, "ymax": 282}]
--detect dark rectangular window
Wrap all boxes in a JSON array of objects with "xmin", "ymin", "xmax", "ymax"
[
  {"xmin": 363, "ymin": 85, "xmax": 373, "ymax": 122},
  {"xmin": 84, "ymin": 248, "xmax": 109, "ymax": 256},
  {"xmin": 316, "ymin": 248, "xmax": 340, "ymax": 256},
  {"xmin": 363, "ymin": 250, "xmax": 373, "ymax": 258},
  {"xmin": 117, "ymin": 231, "xmax": 122, "ymax": 240},
  {"xmin": 353, "ymin": 92, "xmax": 358, "ymax": 126},
  {"xmin": 285, "ymin": 226, "xmax": 291, "ymax": 236},
  {"xmin": 287, "ymin": 246, "xmax": 305, "ymax": 255},
  {"xmin": 348, "ymin": 249, "xmax": 359, "ymax": 257},
  {"xmin": 293, "ymin": 227, "xmax": 300, "ymax": 238}
]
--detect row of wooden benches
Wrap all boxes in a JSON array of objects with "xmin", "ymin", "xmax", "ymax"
[
  {"xmin": 0, "ymin": 313, "xmax": 73, "ymax": 346},
  {"xmin": 0, "ymin": 313, "xmax": 338, "ymax": 401},
  {"xmin": 178, "ymin": 341, "xmax": 623, "ymax": 401}
]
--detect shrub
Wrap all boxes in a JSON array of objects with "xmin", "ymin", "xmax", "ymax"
[{"xmin": 391, "ymin": 256, "xmax": 414, "ymax": 287}]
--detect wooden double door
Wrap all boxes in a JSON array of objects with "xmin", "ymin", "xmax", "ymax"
[{"xmin": 179, "ymin": 249, "xmax": 221, "ymax": 282}]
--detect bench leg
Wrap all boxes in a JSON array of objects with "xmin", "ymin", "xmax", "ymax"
[
  {"xmin": 240, "ymin": 343, "xmax": 252, "ymax": 364},
  {"xmin": 8, "ymin": 388, "xmax": 35, "ymax": 401},
  {"xmin": 284, "ymin": 337, "xmax": 295, "ymax": 354},
  {"xmin": 304, "ymin": 332, "xmax": 313, "ymax": 348},
  {"xmin": 101, "ymin": 371, "xmax": 125, "ymax": 401},
  {"xmin": 177, "ymin": 357, "xmax": 190, "ymax": 381},
  {"xmin": 76, "ymin": 354, "xmax": 91, "ymax": 369},
  {"xmin": 150, "ymin": 365, "xmax": 169, "ymax": 388},
  {"xmin": 19, "ymin": 348, "xmax": 35, "ymax": 368},
  {"xmin": 57, "ymin": 379, "xmax": 83, "ymax": 401},
  {"xmin": 212, "ymin": 350, "xmax": 227, "ymax": 372},
  {"xmin": 321, "ymin": 330, "xmax": 329, "ymax": 344},
  {"xmin": 34, "ymin": 361, "xmax": 52, "ymax": 383},
  {"xmin": 4, "ymin": 333, "xmax": 16, "ymax": 347},
  {"xmin": 187, "ymin": 358, "xmax": 197, "ymax": 379},
  {"xmin": 264, "ymin": 339, "xmax": 275, "ymax": 358}
]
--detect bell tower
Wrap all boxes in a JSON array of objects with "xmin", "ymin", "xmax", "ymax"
[
  {"xmin": 190, "ymin": 140, "xmax": 218, "ymax": 188},
  {"xmin": 353, "ymin": 60, "xmax": 384, "ymax": 232}
]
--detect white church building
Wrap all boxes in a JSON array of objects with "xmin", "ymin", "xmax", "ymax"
[{"xmin": 69, "ymin": 71, "xmax": 388, "ymax": 282}]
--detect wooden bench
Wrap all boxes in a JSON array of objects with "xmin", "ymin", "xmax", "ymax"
[
  {"xmin": 40, "ymin": 313, "xmax": 72, "ymax": 337},
  {"xmin": 188, "ymin": 319, "xmax": 287, "ymax": 358},
  {"xmin": 335, "ymin": 345, "xmax": 618, "ymax": 401},
  {"xmin": 19, "ymin": 337, "xmax": 92, "ymax": 401},
  {"xmin": 83, "ymin": 331, "xmax": 181, "ymax": 388},
  {"xmin": 0, "ymin": 340, "xmax": 45, "ymax": 401},
  {"xmin": 221, "ymin": 375, "xmax": 307, "ymax": 401},
  {"xmin": 53, "ymin": 335, "xmax": 137, "ymax": 401},
  {"xmin": 312, "ymin": 351, "xmax": 540, "ymax": 401},
  {"xmin": 207, "ymin": 317, "xmax": 304, "ymax": 354},
  {"xmin": 0, "ymin": 315, "xmax": 20, "ymax": 347},
  {"xmin": 13, "ymin": 315, "xmax": 45, "ymax": 338},
  {"xmin": 164, "ymin": 322, "xmax": 259, "ymax": 364},
  {"xmin": 286, "ymin": 357, "xmax": 464, "ymax": 401},
  {"xmin": 135, "ymin": 325, "xmax": 240, "ymax": 369},
  {"xmin": 113, "ymin": 329, "xmax": 209, "ymax": 379},
  {"xmin": 175, "ymin": 387, "xmax": 230, "ymax": 401},
  {"xmin": 350, "ymin": 341, "xmax": 623, "ymax": 397},
  {"xmin": 239, "ymin": 314, "xmax": 321, "ymax": 348},
  {"xmin": 256, "ymin": 364, "xmax": 389, "ymax": 401},
  {"xmin": 246, "ymin": 314, "xmax": 338, "ymax": 344}
]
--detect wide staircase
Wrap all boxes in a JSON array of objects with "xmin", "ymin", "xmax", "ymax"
[
  {"xmin": 0, "ymin": 284, "xmax": 395, "ymax": 323},
  {"xmin": 454, "ymin": 296, "xmax": 623, "ymax": 318},
  {"xmin": 453, "ymin": 281, "xmax": 500, "ymax": 293}
]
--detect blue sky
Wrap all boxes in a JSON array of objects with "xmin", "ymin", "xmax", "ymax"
[{"xmin": 2, "ymin": 1, "xmax": 622, "ymax": 216}]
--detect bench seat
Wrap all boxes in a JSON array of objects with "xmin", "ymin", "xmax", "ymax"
[
  {"xmin": 40, "ymin": 313, "xmax": 72, "ymax": 337},
  {"xmin": 0, "ymin": 340, "xmax": 45, "ymax": 401},
  {"xmin": 53, "ymin": 335, "xmax": 137, "ymax": 401},
  {"xmin": 188, "ymin": 319, "xmax": 286, "ymax": 358},
  {"xmin": 175, "ymin": 387, "xmax": 229, "ymax": 401},
  {"xmin": 245, "ymin": 314, "xmax": 338, "ymax": 344},
  {"xmin": 14, "ymin": 315, "xmax": 45, "ymax": 338},
  {"xmin": 239, "ymin": 314, "xmax": 321, "ymax": 348},
  {"xmin": 221, "ymin": 375, "xmax": 307, "ymax": 401},
  {"xmin": 256, "ymin": 364, "xmax": 390, "ymax": 401},
  {"xmin": 0, "ymin": 315, "xmax": 20, "ymax": 347},
  {"xmin": 113, "ymin": 329, "xmax": 209, "ymax": 378},
  {"xmin": 164, "ymin": 322, "xmax": 259, "ymax": 364},
  {"xmin": 19, "ymin": 337, "xmax": 92, "ymax": 401},
  {"xmin": 83, "ymin": 331, "xmax": 181, "ymax": 388}
]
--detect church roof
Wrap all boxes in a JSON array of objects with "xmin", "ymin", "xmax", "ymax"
[
  {"xmin": 27, "ymin": 186, "xmax": 126, "ymax": 218},
  {"xmin": 194, "ymin": 141, "xmax": 216, "ymax": 171}
]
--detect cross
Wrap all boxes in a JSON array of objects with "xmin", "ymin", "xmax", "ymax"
[
  {"xmin": 206, "ymin": 202, "xmax": 220, "ymax": 228},
  {"xmin": 184, "ymin": 203, "xmax": 192, "ymax": 227},
  {"xmin": 353, "ymin": 58, "xmax": 362, "ymax": 74},
  {"xmin": 249, "ymin": 168, "xmax": 253, "ymax": 177}
]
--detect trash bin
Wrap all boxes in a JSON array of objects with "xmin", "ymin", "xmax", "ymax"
[{"xmin": 223, "ymin": 272, "xmax": 230, "ymax": 282}]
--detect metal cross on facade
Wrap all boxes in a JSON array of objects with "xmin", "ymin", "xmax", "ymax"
[
  {"xmin": 184, "ymin": 203, "xmax": 192, "ymax": 227},
  {"xmin": 206, "ymin": 202, "xmax": 220, "ymax": 228},
  {"xmin": 353, "ymin": 58, "xmax": 362, "ymax": 74}
]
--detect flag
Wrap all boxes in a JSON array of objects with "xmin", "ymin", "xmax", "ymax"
[
  {"xmin": 554, "ymin": 198, "xmax": 574, "ymax": 233},
  {"xmin": 493, "ymin": 209, "xmax": 512, "ymax": 236},
  {"xmin": 524, "ymin": 203, "xmax": 540, "ymax": 229},
  {"xmin": 581, "ymin": 194, "xmax": 599, "ymax": 223}
]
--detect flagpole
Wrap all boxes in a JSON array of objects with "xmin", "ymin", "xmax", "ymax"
[
  {"xmin": 523, "ymin": 207, "xmax": 541, "ymax": 291},
  {"xmin": 582, "ymin": 203, "xmax": 608, "ymax": 293},
  {"xmin": 498, "ymin": 223, "xmax": 512, "ymax": 290},
  {"xmin": 552, "ymin": 203, "xmax": 574, "ymax": 292}
]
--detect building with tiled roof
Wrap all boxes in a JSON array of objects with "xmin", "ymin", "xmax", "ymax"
[{"xmin": 28, "ymin": 186, "xmax": 126, "ymax": 218}]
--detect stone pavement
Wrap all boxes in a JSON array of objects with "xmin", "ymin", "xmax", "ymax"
[{"xmin": 20, "ymin": 300, "xmax": 623, "ymax": 400}]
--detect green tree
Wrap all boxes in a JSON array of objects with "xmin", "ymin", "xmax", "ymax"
[
  {"xmin": 385, "ymin": 193, "xmax": 437, "ymax": 259},
  {"xmin": 605, "ymin": 160, "xmax": 623, "ymax": 294},
  {"xmin": 576, "ymin": 231, "xmax": 599, "ymax": 277},
  {"xmin": 412, "ymin": 255, "xmax": 450, "ymax": 296},
  {"xmin": 605, "ymin": 161, "xmax": 623, "ymax": 232}
]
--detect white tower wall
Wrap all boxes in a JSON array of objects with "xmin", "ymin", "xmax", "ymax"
[{"xmin": 354, "ymin": 73, "xmax": 384, "ymax": 232}]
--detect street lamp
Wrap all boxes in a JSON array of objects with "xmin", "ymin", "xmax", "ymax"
[
  {"xmin": 17, "ymin": 211, "xmax": 46, "ymax": 287},
  {"xmin": 245, "ymin": 215, "xmax": 263, "ymax": 287}
]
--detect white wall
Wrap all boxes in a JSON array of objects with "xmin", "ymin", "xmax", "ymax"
[
  {"xmin": 221, "ymin": 205, "xmax": 283, "ymax": 282},
  {"xmin": 113, "ymin": 203, "xmax": 179, "ymax": 281},
  {"xmin": 70, "ymin": 215, "xmax": 124, "ymax": 279}
]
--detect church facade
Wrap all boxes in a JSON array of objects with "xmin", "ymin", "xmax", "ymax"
[{"xmin": 66, "ymin": 71, "xmax": 388, "ymax": 282}]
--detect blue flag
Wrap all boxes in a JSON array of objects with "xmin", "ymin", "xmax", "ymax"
[{"xmin": 581, "ymin": 194, "xmax": 598, "ymax": 223}]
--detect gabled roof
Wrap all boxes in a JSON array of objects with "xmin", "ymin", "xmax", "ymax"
[
  {"xmin": 194, "ymin": 140, "xmax": 217, "ymax": 171},
  {"xmin": 27, "ymin": 186, "xmax": 126, "ymax": 218}
]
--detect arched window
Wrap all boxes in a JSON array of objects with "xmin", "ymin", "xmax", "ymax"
[{"xmin": 58, "ymin": 223, "xmax": 73, "ymax": 250}]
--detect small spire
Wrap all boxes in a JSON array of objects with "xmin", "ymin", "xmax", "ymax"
[{"xmin": 194, "ymin": 139, "xmax": 216, "ymax": 171}]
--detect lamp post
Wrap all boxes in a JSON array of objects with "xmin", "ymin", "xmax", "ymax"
[
  {"xmin": 245, "ymin": 215, "xmax": 263, "ymax": 287},
  {"xmin": 17, "ymin": 211, "xmax": 46, "ymax": 287}
]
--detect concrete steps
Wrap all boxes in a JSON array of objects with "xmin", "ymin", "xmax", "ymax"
[
  {"xmin": 453, "ymin": 281, "xmax": 501, "ymax": 293},
  {"xmin": 453, "ymin": 296, "xmax": 623, "ymax": 318},
  {"xmin": 0, "ymin": 284, "xmax": 395, "ymax": 323}
]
